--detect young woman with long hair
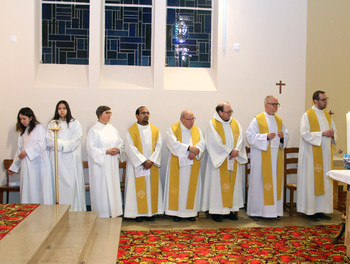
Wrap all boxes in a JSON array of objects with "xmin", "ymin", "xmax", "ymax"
[
  {"xmin": 9, "ymin": 107, "xmax": 54, "ymax": 204},
  {"xmin": 46, "ymin": 100, "xmax": 86, "ymax": 211}
]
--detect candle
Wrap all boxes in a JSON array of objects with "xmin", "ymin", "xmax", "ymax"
[{"xmin": 347, "ymin": 112, "xmax": 350, "ymax": 154}]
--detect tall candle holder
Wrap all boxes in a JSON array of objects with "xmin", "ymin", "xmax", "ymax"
[{"xmin": 48, "ymin": 120, "xmax": 61, "ymax": 204}]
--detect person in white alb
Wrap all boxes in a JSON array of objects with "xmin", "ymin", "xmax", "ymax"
[
  {"xmin": 124, "ymin": 106, "xmax": 163, "ymax": 222},
  {"xmin": 9, "ymin": 107, "xmax": 54, "ymax": 204},
  {"xmin": 201, "ymin": 102, "xmax": 247, "ymax": 222},
  {"xmin": 297, "ymin": 90, "xmax": 336, "ymax": 221},
  {"xmin": 46, "ymin": 100, "xmax": 86, "ymax": 211},
  {"xmin": 164, "ymin": 110, "xmax": 206, "ymax": 222},
  {"xmin": 246, "ymin": 96, "xmax": 288, "ymax": 220},
  {"xmin": 86, "ymin": 105, "xmax": 125, "ymax": 218}
]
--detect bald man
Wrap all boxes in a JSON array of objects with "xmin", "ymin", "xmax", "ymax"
[
  {"xmin": 201, "ymin": 102, "xmax": 247, "ymax": 222},
  {"xmin": 164, "ymin": 110, "xmax": 206, "ymax": 222}
]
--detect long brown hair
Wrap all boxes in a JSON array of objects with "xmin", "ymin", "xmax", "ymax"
[{"xmin": 16, "ymin": 107, "xmax": 40, "ymax": 136}]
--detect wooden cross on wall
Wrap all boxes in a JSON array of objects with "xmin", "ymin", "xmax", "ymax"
[
  {"xmin": 276, "ymin": 80, "xmax": 286, "ymax": 94},
  {"xmin": 328, "ymin": 110, "xmax": 334, "ymax": 116}
]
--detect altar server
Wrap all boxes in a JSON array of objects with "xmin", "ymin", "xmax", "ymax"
[
  {"xmin": 46, "ymin": 100, "xmax": 86, "ymax": 211},
  {"xmin": 86, "ymin": 106, "xmax": 124, "ymax": 218},
  {"xmin": 9, "ymin": 107, "xmax": 54, "ymax": 204}
]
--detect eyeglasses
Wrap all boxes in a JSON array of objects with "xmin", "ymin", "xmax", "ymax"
[
  {"xmin": 222, "ymin": 110, "xmax": 233, "ymax": 114},
  {"xmin": 318, "ymin": 97, "xmax": 329, "ymax": 102},
  {"xmin": 183, "ymin": 117, "xmax": 196, "ymax": 121},
  {"xmin": 267, "ymin": 103, "xmax": 280, "ymax": 107},
  {"xmin": 140, "ymin": 111, "xmax": 150, "ymax": 115}
]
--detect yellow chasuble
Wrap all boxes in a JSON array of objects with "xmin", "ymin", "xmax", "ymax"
[
  {"xmin": 128, "ymin": 123, "xmax": 159, "ymax": 214},
  {"xmin": 168, "ymin": 122, "xmax": 201, "ymax": 211},
  {"xmin": 211, "ymin": 118, "xmax": 239, "ymax": 208},
  {"xmin": 306, "ymin": 108, "xmax": 332, "ymax": 196},
  {"xmin": 256, "ymin": 113, "xmax": 283, "ymax": 206}
]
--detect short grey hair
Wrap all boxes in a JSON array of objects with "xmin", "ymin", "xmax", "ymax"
[{"xmin": 264, "ymin": 95, "xmax": 277, "ymax": 105}]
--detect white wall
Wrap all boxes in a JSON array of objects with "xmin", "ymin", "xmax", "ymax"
[{"xmin": 0, "ymin": 0, "xmax": 307, "ymax": 186}]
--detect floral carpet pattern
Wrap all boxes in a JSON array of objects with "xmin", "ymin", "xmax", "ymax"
[
  {"xmin": 117, "ymin": 225, "xmax": 349, "ymax": 263},
  {"xmin": 0, "ymin": 204, "xmax": 39, "ymax": 240}
]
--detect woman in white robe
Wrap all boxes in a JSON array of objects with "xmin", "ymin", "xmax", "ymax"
[
  {"xmin": 86, "ymin": 106, "xmax": 124, "ymax": 218},
  {"xmin": 9, "ymin": 107, "xmax": 54, "ymax": 204},
  {"xmin": 46, "ymin": 100, "xmax": 86, "ymax": 211}
]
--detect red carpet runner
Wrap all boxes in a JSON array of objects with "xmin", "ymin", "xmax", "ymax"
[
  {"xmin": 117, "ymin": 225, "xmax": 349, "ymax": 263},
  {"xmin": 0, "ymin": 204, "xmax": 39, "ymax": 240}
]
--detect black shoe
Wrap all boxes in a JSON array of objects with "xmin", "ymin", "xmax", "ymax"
[
  {"xmin": 187, "ymin": 217, "xmax": 196, "ymax": 222},
  {"xmin": 211, "ymin": 214, "xmax": 223, "ymax": 222},
  {"xmin": 173, "ymin": 216, "xmax": 181, "ymax": 222},
  {"xmin": 250, "ymin": 216, "xmax": 261, "ymax": 221},
  {"xmin": 135, "ymin": 217, "xmax": 143, "ymax": 222},
  {"xmin": 317, "ymin": 213, "xmax": 331, "ymax": 220},
  {"xmin": 224, "ymin": 212, "xmax": 238, "ymax": 220},
  {"xmin": 145, "ymin": 216, "xmax": 155, "ymax": 221},
  {"xmin": 308, "ymin": 214, "xmax": 320, "ymax": 221}
]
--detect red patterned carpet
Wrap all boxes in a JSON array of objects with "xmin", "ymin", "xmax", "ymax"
[
  {"xmin": 0, "ymin": 204, "xmax": 39, "ymax": 240},
  {"xmin": 117, "ymin": 225, "xmax": 349, "ymax": 263}
]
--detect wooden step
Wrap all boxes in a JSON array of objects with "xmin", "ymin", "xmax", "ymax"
[
  {"xmin": 38, "ymin": 211, "xmax": 98, "ymax": 264},
  {"xmin": 83, "ymin": 217, "xmax": 122, "ymax": 264},
  {"xmin": 0, "ymin": 204, "xmax": 70, "ymax": 264}
]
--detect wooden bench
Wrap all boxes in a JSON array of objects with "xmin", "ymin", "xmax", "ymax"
[
  {"xmin": 0, "ymin": 159, "xmax": 20, "ymax": 203},
  {"xmin": 83, "ymin": 160, "xmax": 127, "ymax": 193},
  {"xmin": 0, "ymin": 159, "xmax": 127, "ymax": 204}
]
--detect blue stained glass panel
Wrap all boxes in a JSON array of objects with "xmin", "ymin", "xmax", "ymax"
[
  {"xmin": 105, "ymin": 0, "xmax": 152, "ymax": 5},
  {"xmin": 166, "ymin": 8, "xmax": 211, "ymax": 68},
  {"xmin": 167, "ymin": 0, "xmax": 211, "ymax": 8},
  {"xmin": 42, "ymin": 3, "xmax": 89, "ymax": 64},
  {"xmin": 105, "ymin": 6, "xmax": 152, "ymax": 66}
]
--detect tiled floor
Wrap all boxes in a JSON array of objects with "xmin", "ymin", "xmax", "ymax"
[{"xmin": 121, "ymin": 209, "xmax": 344, "ymax": 231}]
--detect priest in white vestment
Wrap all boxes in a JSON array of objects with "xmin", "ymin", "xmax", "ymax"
[
  {"xmin": 46, "ymin": 100, "xmax": 86, "ymax": 211},
  {"xmin": 86, "ymin": 106, "xmax": 125, "ymax": 218},
  {"xmin": 201, "ymin": 102, "xmax": 247, "ymax": 222},
  {"xmin": 124, "ymin": 106, "xmax": 163, "ymax": 222},
  {"xmin": 297, "ymin": 91, "xmax": 336, "ymax": 221},
  {"xmin": 9, "ymin": 107, "xmax": 54, "ymax": 204},
  {"xmin": 246, "ymin": 96, "xmax": 288, "ymax": 219},
  {"xmin": 164, "ymin": 110, "xmax": 206, "ymax": 222}
]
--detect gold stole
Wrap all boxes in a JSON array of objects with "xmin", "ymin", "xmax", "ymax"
[
  {"xmin": 256, "ymin": 113, "xmax": 283, "ymax": 205},
  {"xmin": 128, "ymin": 123, "xmax": 159, "ymax": 214},
  {"xmin": 306, "ymin": 108, "xmax": 332, "ymax": 196},
  {"xmin": 168, "ymin": 122, "xmax": 201, "ymax": 210},
  {"xmin": 211, "ymin": 118, "xmax": 239, "ymax": 208}
]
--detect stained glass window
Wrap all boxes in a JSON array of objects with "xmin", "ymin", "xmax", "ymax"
[
  {"xmin": 105, "ymin": 1, "xmax": 152, "ymax": 66},
  {"xmin": 41, "ymin": 0, "xmax": 90, "ymax": 64},
  {"xmin": 166, "ymin": 0, "xmax": 212, "ymax": 68}
]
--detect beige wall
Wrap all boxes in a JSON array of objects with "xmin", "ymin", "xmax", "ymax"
[
  {"xmin": 0, "ymin": 0, "xmax": 307, "ymax": 184},
  {"xmin": 306, "ymin": 0, "xmax": 350, "ymax": 154}
]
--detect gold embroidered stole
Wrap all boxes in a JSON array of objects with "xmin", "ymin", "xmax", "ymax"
[
  {"xmin": 128, "ymin": 123, "xmax": 159, "ymax": 214},
  {"xmin": 256, "ymin": 113, "xmax": 283, "ymax": 205},
  {"xmin": 168, "ymin": 122, "xmax": 201, "ymax": 210},
  {"xmin": 211, "ymin": 118, "xmax": 239, "ymax": 208},
  {"xmin": 306, "ymin": 108, "xmax": 332, "ymax": 196}
]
